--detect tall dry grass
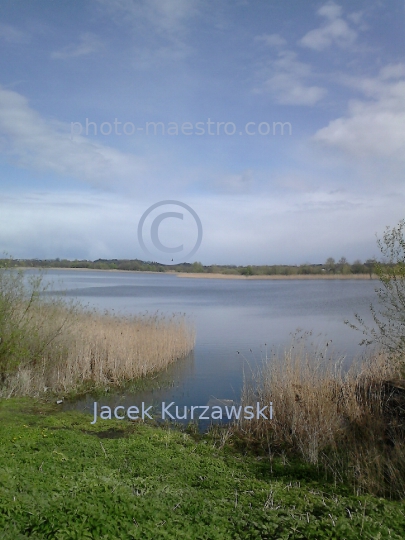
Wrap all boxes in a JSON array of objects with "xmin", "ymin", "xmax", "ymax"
[
  {"xmin": 239, "ymin": 337, "xmax": 405, "ymax": 498},
  {"xmin": 0, "ymin": 264, "xmax": 195, "ymax": 397},
  {"xmin": 3, "ymin": 307, "xmax": 194, "ymax": 397}
]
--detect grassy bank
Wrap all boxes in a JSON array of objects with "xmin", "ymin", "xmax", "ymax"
[
  {"xmin": 0, "ymin": 265, "xmax": 194, "ymax": 397},
  {"xmin": 1, "ymin": 398, "xmax": 405, "ymax": 539}
]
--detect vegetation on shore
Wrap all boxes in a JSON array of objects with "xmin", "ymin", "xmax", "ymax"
[
  {"xmin": 349, "ymin": 219, "xmax": 405, "ymax": 370},
  {"xmin": 239, "ymin": 339, "xmax": 405, "ymax": 499},
  {"xmin": 234, "ymin": 220, "xmax": 405, "ymax": 500},
  {"xmin": 5, "ymin": 255, "xmax": 380, "ymax": 277},
  {"xmin": 0, "ymin": 261, "xmax": 194, "ymax": 397},
  {"xmin": 177, "ymin": 272, "xmax": 377, "ymax": 279},
  {"xmin": 1, "ymin": 398, "xmax": 405, "ymax": 539}
]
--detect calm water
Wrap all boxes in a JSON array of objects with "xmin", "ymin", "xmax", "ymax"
[{"xmin": 33, "ymin": 270, "xmax": 378, "ymax": 426}]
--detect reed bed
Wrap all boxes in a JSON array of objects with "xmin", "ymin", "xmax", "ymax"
[
  {"xmin": 239, "ymin": 339, "xmax": 405, "ymax": 498},
  {"xmin": 2, "ymin": 305, "xmax": 194, "ymax": 397},
  {"xmin": 0, "ymin": 266, "xmax": 195, "ymax": 397}
]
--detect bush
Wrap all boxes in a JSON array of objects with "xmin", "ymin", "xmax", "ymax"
[
  {"xmin": 241, "ymin": 265, "xmax": 254, "ymax": 276},
  {"xmin": 349, "ymin": 219, "xmax": 405, "ymax": 373},
  {"xmin": 0, "ymin": 259, "xmax": 74, "ymax": 382}
]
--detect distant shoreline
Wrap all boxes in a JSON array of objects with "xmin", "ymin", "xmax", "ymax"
[
  {"xmin": 18, "ymin": 267, "xmax": 378, "ymax": 280},
  {"xmin": 176, "ymin": 272, "xmax": 377, "ymax": 280},
  {"xmin": 18, "ymin": 267, "xmax": 166, "ymax": 275}
]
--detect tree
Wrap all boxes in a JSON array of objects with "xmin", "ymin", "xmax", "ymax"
[
  {"xmin": 351, "ymin": 259, "xmax": 365, "ymax": 274},
  {"xmin": 241, "ymin": 265, "xmax": 254, "ymax": 276},
  {"xmin": 191, "ymin": 261, "xmax": 204, "ymax": 273},
  {"xmin": 364, "ymin": 258, "xmax": 377, "ymax": 278},
  {"xmin": 348, "ymin": 219, "xmax": 405, "ymax": 373},
  {"xmin": 325, "ymin": 257, "xmax": 336, "ymax": 273},
  {"xmin": 337, "ymin": 256, "xmax": 350, "ymax": 274}
]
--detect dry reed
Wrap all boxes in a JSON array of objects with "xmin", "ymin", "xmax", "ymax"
[
  {"xmin": 2, "ymin": 304, "xmax": 195, "ymax": 397},
  {"xmin": 239, "ymin": 337, "xmax": 405, "ymax": 498},
  {"xmin": 0, "ymin": 265, "xmax": 195, "ymax": 397}
]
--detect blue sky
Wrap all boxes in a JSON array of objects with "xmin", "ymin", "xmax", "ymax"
[{"xmin": 0, "ymin": 0, "xmax": 404, "ymax": 265}]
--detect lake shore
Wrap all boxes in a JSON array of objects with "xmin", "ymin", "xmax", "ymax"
[
  {"xmin": 16, "ymin": 266, "xmax": 166, "ymax": 274},
  {"xmin": 176, "ymin": 272, "xmax": 377, "ymax": 280},
  {"xmin": 22, "ymin": 267, "xmax": 378, "ymax": 280}
]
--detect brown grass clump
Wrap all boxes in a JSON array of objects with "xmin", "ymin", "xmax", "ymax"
[
  {"xmin": 0, "ymin": 261, "xmax": 195, "ymax": 397},
  {"xmin": 239, "ymin": 337, "xmax": 405, "ymax": 498},
  {"xmin": 0, "ymin": 264, "xmax": 195, "ymax": 397},
  {"xmin": 3, "ymin": 307, "xmax": 194, "ymax": 397}
]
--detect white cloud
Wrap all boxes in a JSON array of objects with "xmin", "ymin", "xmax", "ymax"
[
  {"xmin": 300, "ymin": 1, "xmax": 357, "ymax": 51},
  {"xmin": 380, "ymin": 64, "xmax": 405, "ymax": 81},
  {"xmin": 0, "ymin": 191, "xmax": 137, "ymax": 260},
  {"xmin": 0, "ymin": 23, "xmax": 29, "ymax": 44},
  {"xmin": 318, "ymin": 2, "xmax": 342, "ymax": 20},
  {"xmin": 210, "ymin": 170, "xmax": 254, "ymax": 193},
  {"xmin": 51, "ymin": 33, "xmax": 103, "ymax": 59},
  {"xmin": 141, "ymin": 0, "xmax": 200, "ymax": 35},
  {"xmin": 2, "ymin": 189, "xmax": 403, "ymax": 264},
  {"xmin": 255, "ymin": 33, "xmax": 286, "ymax": 48},
  {"xmin": 97, "ymin": 0, "xmax": 200, "ymax": 36},
  {"xmin": 256, "ymin": 50, "xmax": 326, "ymax": 106},
  {"xmin": 313, "ymin": 65, "xmax": 405, "ymax": 160},
  {"xmin": 0, "ymin": 86, "xmax": 149, "ymax": 189},
  {"xmin": 347, "ymin": 11, "xmax": 365, "ymax": 26},
  {"xmin": 95, "ymin": 0, "xmax": 199, "ymax": 62}
]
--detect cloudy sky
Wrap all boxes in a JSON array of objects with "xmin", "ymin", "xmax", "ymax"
[{"xmin": 0, "ymin": 0, "xmax": 404, "ymax": 265}]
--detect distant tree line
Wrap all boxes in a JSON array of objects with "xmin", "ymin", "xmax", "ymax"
[{"xmin": 2, "ymin": 256, "xmax": 380, "ymax": 276}]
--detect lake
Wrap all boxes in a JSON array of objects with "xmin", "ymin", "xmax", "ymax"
[{"xmin": 33, "ymin": 270, "xmax": 378, "ymax": 425}]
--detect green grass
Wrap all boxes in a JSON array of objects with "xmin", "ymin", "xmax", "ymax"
[{"xmin": 1, "ymin": 399, "xmax": 404, "ymax": 539}]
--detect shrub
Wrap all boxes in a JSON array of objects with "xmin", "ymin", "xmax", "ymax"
[
  {"xmin": 0, "ymin": 259, "xmax": 74, "ymax": 382},
  {"xmin": 349, "ymin": 219, "xmax": 405, "ymax": 374}
]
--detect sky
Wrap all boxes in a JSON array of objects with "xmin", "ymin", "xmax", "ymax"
[{"xmin": 0, "ymin": 0, "xmax": 404, "ymax": 265}]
